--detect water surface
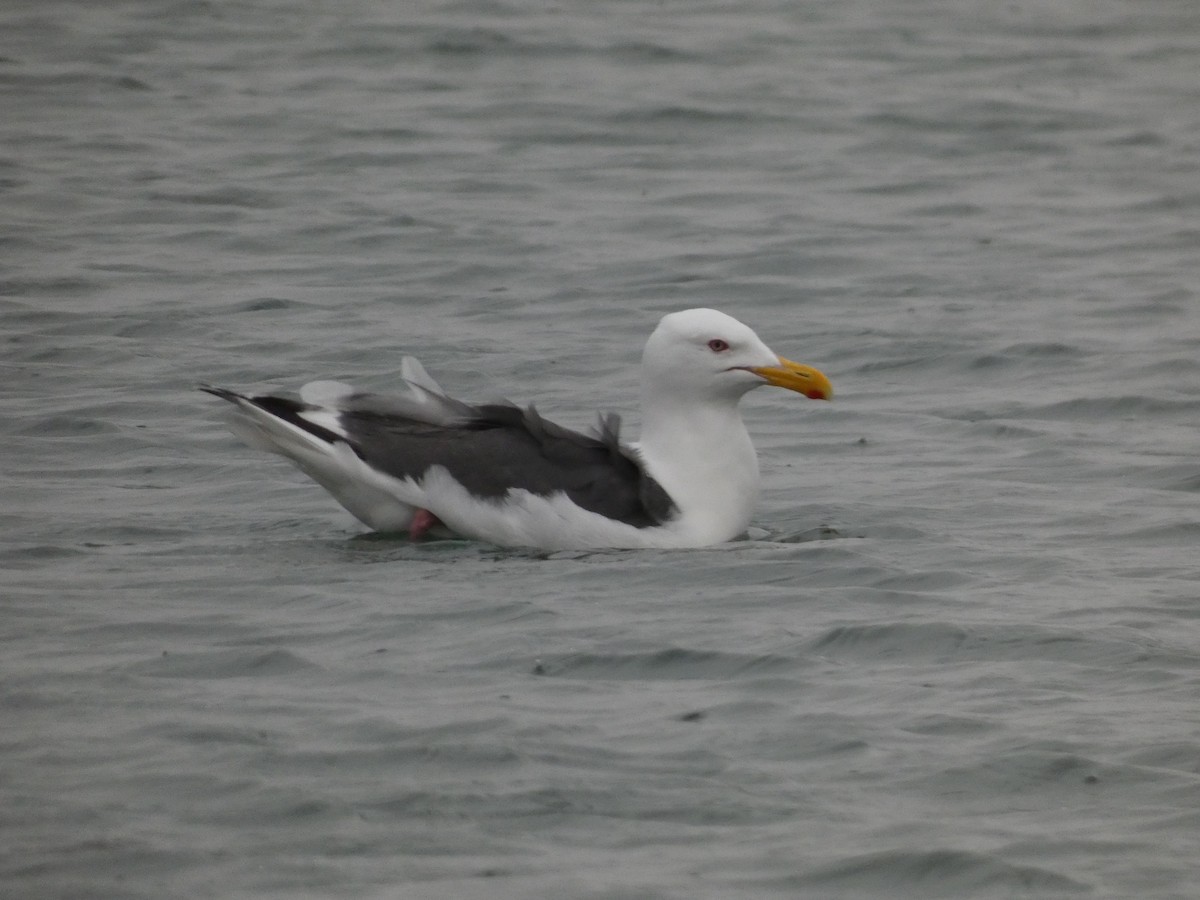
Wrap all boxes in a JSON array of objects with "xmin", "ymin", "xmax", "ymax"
[{"xmin": 4, "ymin": 1, "xmax": 1200, "ymax": 897}]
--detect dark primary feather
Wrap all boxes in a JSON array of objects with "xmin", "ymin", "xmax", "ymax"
[{"xmin": 201, "ymin": 386, "xmax": 677, "ymax": 528}]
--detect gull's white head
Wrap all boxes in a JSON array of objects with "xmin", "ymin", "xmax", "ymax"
[{"xmin": 641, "ymin": 308, "xmax": 832, "ymax": 404}]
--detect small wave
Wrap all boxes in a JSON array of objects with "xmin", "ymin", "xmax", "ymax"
[
  {"xmin": 1111, "ymin": 520, "xmax": 1200, "ymax": 546},
  {"xmin": 610, "ymin": 104, "xmax": 762, "ymax": 126},
  {"xmin": 809, "ymin": 621, "xmax": 969, "ymax": 660},
  {"xmin": 1015, "ymin": 394, "xmax": 1200, "ymax": 421},
  {"xmin": 1, "ymin": 544, "xmax": 91, "ymax": 563},
  {"xmin": 925, "ymin": 748, "xmax": 1104, "ymax": 797},
  {"xmin": 125, "ymin": 648, "xmax": 319, "ymax": 679},
  {"xmin": 17, "ymin": 414, "xmax": 122, "ymax": 437},
  {"xmin": 425, "ymin": 27, "xmax": 515, "ymax": 55},
  {"xmin": 148, "ymin": 187, "xmax": 281, "ymax": 209},
  {"xmin": 607, "ymin": 41, "xmax": 695, "ymax": 63},
  {"xmin": 807, "ymin": 621, "xmax": 1171, "ymax": 668},
  {"xmin": 798, "ymin": 847, "xmax": 1090, "ymax": 895},
  {"xmin": 968, "ymin": 341, "xmax": 1085, "ymax": 371},
  {"xmin": 229, "ymin": 296, "xmax": 309, "ymax": 313},
  {"xmin": 532, "ymin": 646, "xmax": 803, "ymax": 681}
]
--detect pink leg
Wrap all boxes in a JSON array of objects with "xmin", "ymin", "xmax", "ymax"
[{"xmin": 408, "ymin": 508, "xmax": 441, "ymax": 541}]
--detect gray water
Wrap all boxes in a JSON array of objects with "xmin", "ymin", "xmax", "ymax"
[{"xmin": 5, "ymin": 1, "xmax": 1200, "ymax": 897}]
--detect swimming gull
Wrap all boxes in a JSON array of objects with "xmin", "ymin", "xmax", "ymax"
[{"xmin": 200, "ymin": 308, "xmax": 832, "ymax": 549}]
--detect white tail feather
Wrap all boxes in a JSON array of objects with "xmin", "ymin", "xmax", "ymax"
[{"xmin": 222, "ymin": 397, "xmax": 419, "ymax": 532}]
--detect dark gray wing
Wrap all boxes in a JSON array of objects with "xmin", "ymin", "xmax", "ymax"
[
  {"xmin": 201, "ymin": 386, "xmax": 677, "ymax": 528},
  {"xmin": 343, "ymin": 402, "xmax": 677, "ymax": 528}
]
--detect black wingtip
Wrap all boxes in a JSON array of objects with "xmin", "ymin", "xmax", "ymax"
[{"xmin": 198, "ymin": 383, "xmax": 242, "ymax": 403}]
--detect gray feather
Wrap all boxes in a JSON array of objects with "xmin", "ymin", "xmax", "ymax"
[{"xmin": 200, "ymin": 384, "xmax": 677, "ymax": 528}]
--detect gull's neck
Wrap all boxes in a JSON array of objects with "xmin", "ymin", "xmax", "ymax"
[{"xmin": 637, "ymin": 391, "xmax": 760, "ymax": 544}]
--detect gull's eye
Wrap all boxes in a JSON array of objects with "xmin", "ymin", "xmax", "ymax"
[{"xmin": 707, "ymin": 338, "xmax": 730, "ymax": 352}]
